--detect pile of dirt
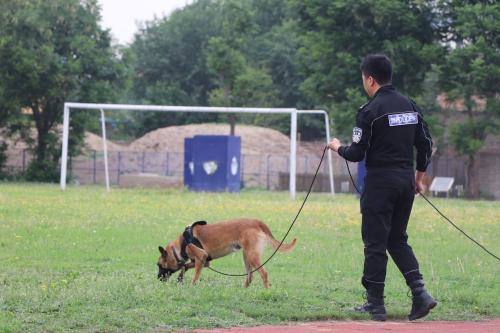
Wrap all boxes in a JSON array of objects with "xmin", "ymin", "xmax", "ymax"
[
  {"xmin": 2, "ymin": 124, "xmax": 327, "ymax": 156},
  {"xmin": 2, "ymin": 124, "xmax": 331, "ymax": 184},
  {"xmin": 127, "ymin": 124, "xmax": 320, "ymax": 155},
  {"xmin": 83, "ymin": 132, "xmax": 126, "ymax": 152}
]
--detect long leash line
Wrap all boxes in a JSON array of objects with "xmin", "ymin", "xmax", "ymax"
[
  {"xmin": 418, "ymin": 192, "xmax": 500, "ymax": 261},
  {"xmin": 207, "ymin": 146, "xmax": 329, "ymax": 276},
  {"xmin": 207, "ymin": 145, "xmax": 498, "ymax": 278},
  {"xmin": 344, "ymin": 159, "xmax": 500, "ymax": 262}
]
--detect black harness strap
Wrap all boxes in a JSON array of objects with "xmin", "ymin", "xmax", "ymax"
[
  {"xmin": 172, "ymin": 247, "xmax": 185, "ymax": 265},
  {"xmin": 180, "ymin": 221, "xmax": 212, "ymax": 262}
]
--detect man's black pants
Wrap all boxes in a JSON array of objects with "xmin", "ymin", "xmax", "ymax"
[{"xmin": 360, "ymin": 168, "xmax": 423, "ymax": 297}]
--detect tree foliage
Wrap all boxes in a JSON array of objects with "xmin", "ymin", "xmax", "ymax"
[
  {"xmin": 437, "ymin": 0, "xmax": 499, "ymax": 198},
  {"xmin": 127, "ymin": 0, "xmax": 223, "ymax": 136},
  {"xmin": 128, "ymin": 0, "xmax": 305, "ymax": 136},
  {"xmin": 292, "ymin": 0, "xmax": 441, "ymax": 137},
  {"xmin": 0, "ymin": 0, "xmax": 122, "ymax": 181},
  {"xmin": 0, "ymin": 0, "xmax": 498, "ymax": 196}
]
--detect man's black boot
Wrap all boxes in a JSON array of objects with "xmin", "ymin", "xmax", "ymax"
[
  {"xmin": 408, "ymin": 280, "xmax": 437, "ymax": 321},
  {"xmin": 354, "ymin": 294, "xmax": 387, "ymax": 321}
]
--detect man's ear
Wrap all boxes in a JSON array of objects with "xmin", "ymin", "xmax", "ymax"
[{"xmin": 159, "ymin": 246, "xmax": 167, "ymax": 256}]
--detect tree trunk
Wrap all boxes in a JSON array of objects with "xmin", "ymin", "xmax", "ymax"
[
  {"xmin": 466, "ymin": 153, "xmax": 480, "ymax": 199},
  {"xmin": 32, "ymin": 103, "xmax": 49, "ymax": 162},
  {"xmin": 222, "ymin": 80, "xmax": 235, "ymax": 136},
  {"xmin": 464, "ymin": 98, "xmax": 481, "ymax": 199},
  {"xmin": 36, "ymin": 130, "xmax": 48, "ymax": 162},
  {"xmin": 229, "ymin": 114, "xmax": 236, "ymax": 136}
]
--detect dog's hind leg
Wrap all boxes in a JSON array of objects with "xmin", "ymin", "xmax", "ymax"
[
  {"xmin": 241, "ymin": 232, "xmax": 269, "ymax": 288},
  {"xmin": 243, "ymin": 253, "xmax": 253, "ymax": 288},
  {"xmin": 246, "ymin": 252, "xmax": 269, "ymax": 288}
]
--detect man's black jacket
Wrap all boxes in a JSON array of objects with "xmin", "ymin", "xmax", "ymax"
[{"xmin": 338, "ymin": 85, "xmax": 433, "ymax": 172}]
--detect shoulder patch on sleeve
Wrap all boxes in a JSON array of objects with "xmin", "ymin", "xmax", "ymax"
[{"xmin": 352, "ymin": 127, "xmax": 363, "ymax": 143}]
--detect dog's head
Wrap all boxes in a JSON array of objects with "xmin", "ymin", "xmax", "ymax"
[{"xmin": 157, "ymin": 245, "xmax": 183, "ymax": 281}]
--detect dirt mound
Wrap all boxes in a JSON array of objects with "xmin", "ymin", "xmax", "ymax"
[
  {"xmin": 127, "ymin": 123, "xmax": 317, "ymax": 155},
  {"xmin": 2, "ymin": 124, "xmax": 327, "ymax": 156},
  {"xmin": 83, "ymin": 132, "xmax": 126, "ymax": 152}
]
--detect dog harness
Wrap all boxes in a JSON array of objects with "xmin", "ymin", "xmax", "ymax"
[{"xmin": 177, "ymin": 221, "xmax": 212, "ymax": 264}]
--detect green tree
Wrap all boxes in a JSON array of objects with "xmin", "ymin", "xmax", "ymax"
[
  {"xmin": 0, "ymin": 0, "xmax": 122, "ymax": 181},
  {"xmin": 292, "ymin": 0, "xmax": 441, "ymax": 137},
  {"xmin": 209, "ymin": 66, "xmax": 282, "ymax": 132},
  {"xmin": 126, "ymin": 0, "xmax": 308, "ymax": 138},
  {"xmin": 438, "ymin": 0, "xmax": 499, "ymax": 198},
  {"xmin": 206, "ymin": 36, "xmax": 247, "ymax": 135},
  {"xmin": 232, "ymin": 67, "xmax": 280, "ymax": 108},
  {"xmin": 206, "ymin": 0, "xmax": 258, "ymax": 135},
  {"xmin": 207, "ymin": 37, "xmax": 247, "ymax": 106},
  {"xmin": 128, "ymin": 0, "xmax": 223, "ymax": 136}
]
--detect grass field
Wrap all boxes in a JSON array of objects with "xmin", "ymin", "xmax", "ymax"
[{"xmin": 0, "ymin": 183, "xmax": 499, "ymax": 332}]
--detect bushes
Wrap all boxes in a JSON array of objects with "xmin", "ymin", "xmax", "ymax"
[
  {"xmin": 0, "ymin": 141, "xmax": 7, "ymax": 178},
  {"xmin": 24, "ymin": 159, "xmax": 59, "ymax": 183}
]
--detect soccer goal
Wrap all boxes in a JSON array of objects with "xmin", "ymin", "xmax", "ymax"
[{"xmin": 59, "ymin": 103, "xmax": 335, "ymax": 198}]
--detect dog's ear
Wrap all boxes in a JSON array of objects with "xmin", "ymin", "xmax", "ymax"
[{"xmin": 159, "ymin": 246, "xmax": 167, "ymax": 256}]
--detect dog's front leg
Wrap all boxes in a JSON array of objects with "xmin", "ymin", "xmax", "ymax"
[
  {"xmin": 191, "ymin": 259, "xmax": 204, "ymax": 285},
  {"xmin": 186, "ymin": 244, "xmax": 209, "ymax": 285},
  {"xmin": 177, "ymin": 262, "xmax": 195, "ymax": 283},
  {"xmin": 177, "ymin": 266, "xmax": 186, "ymax": 283}
]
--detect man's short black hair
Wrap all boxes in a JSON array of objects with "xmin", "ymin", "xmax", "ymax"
[{"xmin": 361, "ymin": 54, "xmax": 392, "ymax": 85}]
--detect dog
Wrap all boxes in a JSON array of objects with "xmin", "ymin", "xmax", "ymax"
[{"xmin": 157, "ymin": 219, "xmax": 296, "ymax": 288}]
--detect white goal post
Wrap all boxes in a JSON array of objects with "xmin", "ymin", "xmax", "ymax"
[{"xmin": 60, "ymin": 103, "xmax": 335, "ymax": 198}]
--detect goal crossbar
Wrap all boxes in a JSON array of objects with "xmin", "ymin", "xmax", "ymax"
[{"xmin": 60, "ymin": 102, "xmax": 335, "ymax": 198}]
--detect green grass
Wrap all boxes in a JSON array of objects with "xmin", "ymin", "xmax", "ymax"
[{"xmin": 0, "ymin": 183, "xmax": 499, "ymax": 332}]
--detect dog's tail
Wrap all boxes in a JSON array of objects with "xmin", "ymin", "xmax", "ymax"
[{"xmin": 259, "ymin": 221, "xmax": 297, "ymax": 253}]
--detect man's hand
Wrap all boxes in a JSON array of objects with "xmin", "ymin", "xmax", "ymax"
[
  {"xmin": 415, "ymin": 171, "xmax": 426, "ymax": 194},
  {"xmin": 328, "ymin": 138, "xmax": 341, "ymax": 152}
]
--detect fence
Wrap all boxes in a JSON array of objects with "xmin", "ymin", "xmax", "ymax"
[
  {"xmin": 3, "ymin": 148, "xmax": 499, "ymax": 198},
  {"xmin": 67, "ymin": 150, "xmax": 339, "ymax": 191},
  {"xmin": 2, "ymin": 149, "xmax": 31, "ymax": 175}
]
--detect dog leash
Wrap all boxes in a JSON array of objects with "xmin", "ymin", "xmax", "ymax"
[
  {"xmin": 208, "ymin": 146, "xmax": 498, "ymax": 279},
  {"xmin": 207, "ymin": 146, "xmax": 329, "ymax": 276},
  {"xmin": 344, "ymin": 159, "xmax": 500, "ymax": 262}
]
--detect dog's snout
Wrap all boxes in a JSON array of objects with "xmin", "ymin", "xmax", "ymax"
[
  {"xmin": 157, "ymin": 266, "xmax": 171, "ymax": 281},
  {"xmin": 158, "ymin": 274, "xmax": 170, "ymax": 282}
]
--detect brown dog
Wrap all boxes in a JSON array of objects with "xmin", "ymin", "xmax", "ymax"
[{"xmin": 157, "ymin": 219, "xmax": 296, "ymax": 288}]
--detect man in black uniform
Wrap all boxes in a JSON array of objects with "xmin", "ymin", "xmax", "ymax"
[{"xmin": 328, "ymin": 54, "xmax": 437, "ymax": 321}]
